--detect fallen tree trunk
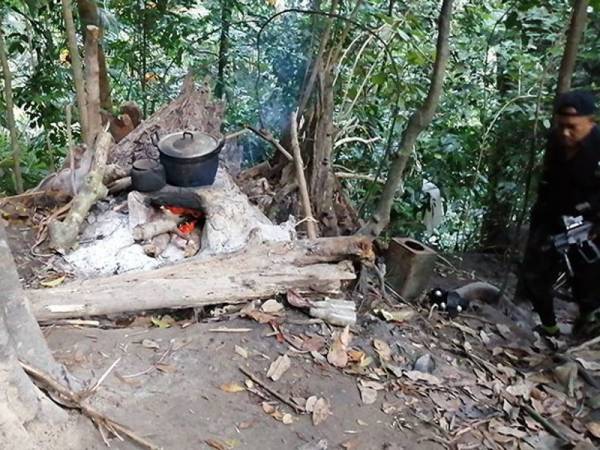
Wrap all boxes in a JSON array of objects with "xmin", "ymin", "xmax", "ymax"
[{"xmin": 28, "ymin": 236, "xmax": 373, "ymax": 321}]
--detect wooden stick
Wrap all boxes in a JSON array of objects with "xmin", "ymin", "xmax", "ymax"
[
  {"xmin": 335, "ymin": 172, "xmax": 383, "ymax": 183},
  {"xmin": 0, "ymin": 191, "xmax": 45, "ymax": 202},
  {"xmin": 245, "ymin": 125, "xmax": 293, "ymax": 161},
  {"xmin": 88, "ymin": 357, "xmax": 121, "ymax": 395},
  {"xmin": 521, "ymin": 403, "xmax": 570, "ymax": 444},
  {"xmin": 567, "ymin": 334, "xmax": 600, "ymax": 354},
  {"xmin": 289, "ymin": 111, "xmax": 317, "ymax": 239},
  {"xmin": 224, "ymin": 129, "xmax": 249, "ymax": 140},
  {"xmin": 20, "ymin": 360, "xmax": 159, "ymax": 449},
  {"xmin": 239, "ymin": 366, "xmax": 305, "ymax": 414}
]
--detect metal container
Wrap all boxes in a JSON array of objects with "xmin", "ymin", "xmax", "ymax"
[
  {"xmin": 131, "ymin": 158, "xmax": 166, "ymax": 192},
  {"xmin": 385, "ymin": 238, "xmax": 437, "ymax": 300},
  {"xmin": 152, "ymin": 131, "xmax": 224, "ymax": 187}
]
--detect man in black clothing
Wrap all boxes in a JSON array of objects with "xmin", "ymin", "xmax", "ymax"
[{"xmin": 518, "ymin": 90, "xmax": 600, "ymax": 337}]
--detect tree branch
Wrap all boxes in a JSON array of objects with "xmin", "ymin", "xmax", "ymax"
[
  {"xmin": 0, "ymin": 28, "xmax": 24, "ymax": 193},
  {"xmin": 290, "ymin": 111, "xmax": 318, "ymax": 239},
  {"xmin": 556, "ymin": 0, "xmax": 588, "ymax": 95},
  {"xmin": 61, "ymin": 0, "xmax": 90, "ymax": 147},
  {"xmin": 360, "ymin": 0, "xmax": 454, "ymax": 237},
  {"xmin": 84, "ymin": 25, "xmax": 101, "ymax": 144}
]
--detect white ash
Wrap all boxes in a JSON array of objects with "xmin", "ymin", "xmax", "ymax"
[
  {"xmin": 64, "ymin": 209, "xmax": 186, "ymax": 277},
  {"xmin": 61, "ymin": 169, "xmax": 296, "ymax": 278}
]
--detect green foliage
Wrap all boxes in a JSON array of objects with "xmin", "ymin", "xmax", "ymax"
[{"xmin": 1, "ymin": 0, "xmax": 599, "ymax": 251}]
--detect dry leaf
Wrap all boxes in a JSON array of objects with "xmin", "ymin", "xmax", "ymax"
[
  {"xmin": 496, "ymin": 324, "xmax": 512, "ymax": 340},
  {"xmin": 237, "ymin": 420, "xmax": 255, "ymax": 430},
  {"xmin": 341, "ymin": 438, "xmax": 360, "ymax": 450},
  {"xmin": 312, "ymin": 397, "xmax": 331, "ymax": 426},
  {"xmin": 381, "ymin": 402, "xmax": 398, "ymax": 415},
  {"xmin": 311, "ymin": 351, "xmax": 327, "ymax": 364},
  {"xmin": 357, "ymin": 384, "xmax": 377, "ymax": 405},
  {"xmin": 155, "ymin": 363, "xmax": 176, "ymax": 373},
  {"xmin": 305, "ymin": 395, "xmax": 318, "ymax": 413},
  {"xmin": 480, "ymin": 329, "xmax": 491, "ymax": 345},
  {"xmin": 373, "ymin": 339, "xmax": 392, "ymax": 361},
  {"xmin": 262, "ymin": 299, "xmax": 284, "ymax": 313},
  {"xmin": 267, "ymin": 354, "xmax": 291, "ymax": 381},
  {"xmin": 571, "ymin": 418, "xmax": 587, "ymax": 434},
  {"xmin": 360, "ymin": 379, "xmax": 384, "ymax": 390},
  {"xmin": 242, "ymin": 304, "xmax": 279, "ymax": 324},
  {"xmin": 327, "ymin": 326, "xmax": 351, "ymax": 368},
  {"xmin": 234, "ymin": 345, "xmax": 248, "ymax": 358},
  {"xmin": 151, "ymin": 315, "xmax": 175, "ymax": 329},
  {"xmin": 141, "ymin": 338, "xmax": 160, "ymax": 349},
  {"xmin": 262, "ymin": 402, "xmax": 276, "ymax": 414},
  {"xmin": 301, "ymin": 336, "xmax": 326, "ymax": 352},
  {"xmin": 506, "ymin": 382, "xmax": 532, "ymax": 399},
  {"xmin": 494, "ymin": 426, "xmax": 528, "ymax": 439},
  {"xmin": 287, "ymin": 289, "xmax": 311, "ymax": 308},
  {"xmin": 359, "ymin": 356, "xmax": 373, "ymax": 368},
  {"xmin": 375, "ymin": 308, "xmax": 416, "ymax": 322},
  {"xmin": 586, "ymin": 421, "xmax": 600, "ymax": 438},
  {"xmin": 40, "ymin": 275, "xmax": 66, "ymax": 288},
  {"xmin": 220, "ymin": 383, "xmax": 246, "ymax": 393},
  {"xmin": 206, "ymin": 439, "xmax": 228, "ymax": 450},
  {"xmin": 403, "ymin": 370, "xmax": 441, "ymax": 385},
  {"xmin": 347, "ymin": 350, "xmax": 365, "ymax": 363}
]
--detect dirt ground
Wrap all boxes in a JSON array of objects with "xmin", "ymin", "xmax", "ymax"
[
  {"xmin": 44, "ymin": 316, "xmax": 447, "ymax": 450},
  {"xmin": 5, "ymin": 215, "xmax": 600, "ymax": 450}
]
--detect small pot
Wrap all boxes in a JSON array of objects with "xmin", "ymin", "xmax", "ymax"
[
  {"xmin": 131, "ymin": 159, "xmax": 166, "ymax": 192},
  {"xmin": 152, "ymin": 131, "xmax": 224, "ymax": 187}
]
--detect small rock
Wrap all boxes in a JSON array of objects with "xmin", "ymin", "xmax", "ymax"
[
  {"xmin": 413, "ymin": 353, "xmax": 435, "ymax": 373},
  {"xmin": 261, "ymin": 299, "xmax": 284, "ymax": 313}
]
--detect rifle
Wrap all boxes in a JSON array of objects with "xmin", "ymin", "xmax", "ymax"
[{"xmin": 550, "ymin": 215, "xmax": 600, "ymax": 276}]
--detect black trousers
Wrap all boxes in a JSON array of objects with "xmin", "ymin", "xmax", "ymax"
[{"xmin": 517, "ymin": 225, "xmax": 600, "ymax": 326}]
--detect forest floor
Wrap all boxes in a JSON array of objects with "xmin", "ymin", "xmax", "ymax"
[{"xmin": 6, "ymin": 221, "xmax": 600, "ymax": 450}]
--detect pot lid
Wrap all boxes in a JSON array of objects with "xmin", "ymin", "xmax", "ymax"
[{"xmin": 158, "ymin": 131, "xmax": 219, "ymax": 159}]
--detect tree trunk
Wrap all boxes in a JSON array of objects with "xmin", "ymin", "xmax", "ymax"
[
  {"xmin": 0, "ymin": 221, "xmax": 73, "ymax": 446},
  {"xmin": 84, "ymin": 25, "xmax": 102, "ymax": 143},
  {"xmin": 556, "ymin": 0, "xmax": 589, "ymax": 95},
  {"xmin": 76, "ymin": 0, "xmax": 113, "ymax": 111},
  {"xmin": 62, "ymin": 0, "xmax": 90, "ymax": 148},
  {"xmin": 359, "ymin": 0, "xmax": 454, "ymax": 237},
  {"xmin": 480, "ymin": 48, "xmax": 514, "ymax": 251},
  {"xmin": 215, "ymin": 0, "xmax": 232, "ymax": 100},
  {"xmin": 0, "ymin": 28, "xmax": 24, "ymax": 194}
]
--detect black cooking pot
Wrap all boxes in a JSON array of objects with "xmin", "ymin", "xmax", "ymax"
[{"xmin": 152, "ymin": 131, "xmax": 224, "ymax": 187}]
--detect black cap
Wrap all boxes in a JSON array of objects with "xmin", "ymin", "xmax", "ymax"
[{"xmin": 555, "ymin": 90, "xmax": 597, "ymax": 116}]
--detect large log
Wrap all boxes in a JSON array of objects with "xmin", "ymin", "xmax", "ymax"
[{"xmin": 27, "ymin": 236, "xmax": 373, "ymax": 321}]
